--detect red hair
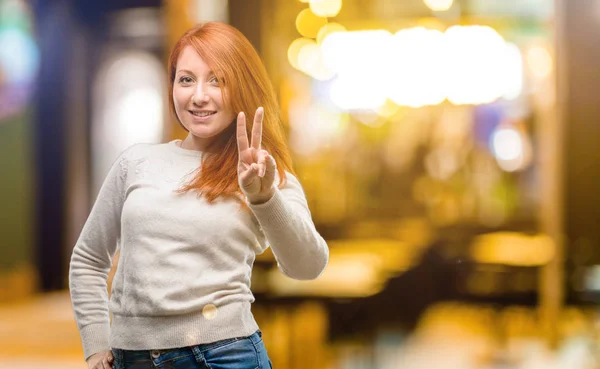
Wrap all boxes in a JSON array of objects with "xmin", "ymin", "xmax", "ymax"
[{"xmin": 168, "ymin": 22, "xmax": 295, "ymax": 205}]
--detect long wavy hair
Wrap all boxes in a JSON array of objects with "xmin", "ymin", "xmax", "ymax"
[{"xmin": 168, "ymin": 22, "xmax": 295, "ymax": 205}]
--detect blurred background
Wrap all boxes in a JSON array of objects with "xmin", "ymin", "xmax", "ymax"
[{"xmin": 0, "ymin": 0, "xmax": 599, "ymax": 368}]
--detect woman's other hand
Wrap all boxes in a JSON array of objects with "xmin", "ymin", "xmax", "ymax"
[{"xmin": 87, "ymin": 350, "xmax": 114, "ymax": 369}]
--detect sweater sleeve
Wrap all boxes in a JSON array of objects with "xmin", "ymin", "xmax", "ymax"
[
  {"xmin": 68, "ymin": 146, "xmax": 132, "ymax": 360},
  {"xmin": 248, "ymin": 172, "xmax": 329, "ymax": 280}
]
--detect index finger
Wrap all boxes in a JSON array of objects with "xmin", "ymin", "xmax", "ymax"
[
  {"xmin": 251, "ymin": 107, "xmax": 264, "ymax": 150},
  {"xmin": 236, "ymin": 111, "xmax": 249, "ymax": 155}
]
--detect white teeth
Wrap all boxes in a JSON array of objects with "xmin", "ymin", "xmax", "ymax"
[{"xmin": 191, "ymin": 111, "xmax": 215, "ymax": 117}]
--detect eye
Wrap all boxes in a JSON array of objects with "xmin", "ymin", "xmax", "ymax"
[
  {"xmin": 209, "ymin": 76, "xmax": 220, "ymax": 86},
  {"xmin": 178, "ymin": 76, "xmax": 194, "ymax": 84}
]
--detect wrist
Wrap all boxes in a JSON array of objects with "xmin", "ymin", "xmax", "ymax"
[{"xmin": 248, "ymin": 187, "xmax": 276, "ymax": 205}]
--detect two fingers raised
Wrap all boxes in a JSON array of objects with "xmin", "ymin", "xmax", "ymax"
[{"xmin": 236, "ymin": 107, "xmax": 263, "ymax": 156}]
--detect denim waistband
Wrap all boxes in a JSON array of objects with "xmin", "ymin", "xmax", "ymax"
[{"xmin": 112, "ymin": 329, "xmax": 262, "ymax": 365}]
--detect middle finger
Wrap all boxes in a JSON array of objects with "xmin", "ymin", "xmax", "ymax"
[{"xmin": 251, "ymin": 107, "xmax": 264, "ymax": 150}]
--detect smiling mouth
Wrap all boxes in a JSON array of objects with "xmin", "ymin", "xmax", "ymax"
[{"xmin": 190, "ymin": 111, "xmax": 217, "ymax": 117}]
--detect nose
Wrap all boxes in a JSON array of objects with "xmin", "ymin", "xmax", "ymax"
[{"xmin": 192, "ymin": 84, "xmax": 210, "ymax": 105}]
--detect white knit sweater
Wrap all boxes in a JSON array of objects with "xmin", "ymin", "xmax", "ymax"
[{"xmin": 69, "ymin": 140, "xmax": 329, "ymax": 360}]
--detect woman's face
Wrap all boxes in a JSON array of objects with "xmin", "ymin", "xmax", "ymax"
[{"xmin": 173, "ymin": 46, "xmax": 236, "ymax": 149}]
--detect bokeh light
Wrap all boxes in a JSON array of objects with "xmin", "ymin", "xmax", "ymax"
[
  {"xmin": 297, "ymin": 41, "xmax": 335, "ymax": 80},
  {"xmin": 0, "ymin": 28, "xmax": 39, "ymax": 85},
  {"xmin": 0, "ymin": 0, "xmax": 38, "ymax": 120},
  {"xmin": 118, "ymin": 87, "xmax": 164, "ymax": 143},
  {"xmin": 316, "ymin": 22, "xmax": 346, "ymax": 44},
  {"xmin": 312, "ymin": 25, "xmax": 523, "ymax": 109},
  {"xmin": 289, "ymin": 99, "xmax": 348, "ymax": 156},
  {"xmin": 387, "ymin": 27, "xmax": 446, "ymax": 107},
  {"xmin": 527, "ymin": 45, "xmax": 553, "ymax": 79},
  {"xmin": 329, "ymin": 77, "xmax": 388, "ymax": 110},
  {"xmin": 321, "ymin": 29, "xmax": 392, "ymax": 76},
  {"xmin": 92, "ymin": 50, "xmax": 166, "ymax": 193},
  {"xmin": 471, "ymin": 233, "xmax": 555, "ymax": 266},
  {"xmin": 423, "ymin": 0, "xmax": 454, "ymax": 11},
  {"xmin": 374, "ymin": 99, "xmax": 401, "ymax": 117},
  {"xmin": 492, "ymin": 127, "xmax": 522, "ymax": 161},
  {"xmin": 502, "ymin": 43, "xmax": 524, "ymax": 100},
  {"xmin": 444, "ymin": 25, "xmax": 514, "ymax": 105},
  {"xmin": 309, "ymin": 0, "xmax": 342, "ymax": 17},
  {"xmin": 490, "ymin": 125, "xmax": 532, "ymax": 172},
  {"xmin": 288, "ymin": 37, "xmax": 315, "ymax": 71},
  {"xmin": 296, "ymin": 8, "xmax": 327, "ymax": 39}
]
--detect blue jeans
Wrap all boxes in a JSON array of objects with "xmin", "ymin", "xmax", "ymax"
[{"xmin": 111, "ymin": 330, "xmax": 273, "ymax": 369}]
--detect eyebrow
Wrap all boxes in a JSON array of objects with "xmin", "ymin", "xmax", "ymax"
[
  {"xmin": 176, "ymin": 69, "xmax": 195, "ymax": 76},
  {"xmin": 176, "ymin": 69, "xmax": 215, "ymax": 76}
]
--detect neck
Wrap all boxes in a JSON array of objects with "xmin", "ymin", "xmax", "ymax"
[
  {"xmin": 180, "ymin": 135, "xmax": 208, "ymax": 152},
  {"xmin": 181, "ymin": 129, "xmax": 232, "ymax": 154}
]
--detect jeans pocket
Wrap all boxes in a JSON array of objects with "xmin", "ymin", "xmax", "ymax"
[
  {"xmin": 202, "ymin": 338, "xmax": 259, "ymax": 369},
  {"xmin": 253, "ymin": 338, "xmax": 273, "ymax": 369},
  {"xmin": 111, "ymin": 349, "xmax": 121, "ymax": 369}
]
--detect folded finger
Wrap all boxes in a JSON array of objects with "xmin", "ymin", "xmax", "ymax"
[
  {"xmin": 265, "ymin": 154, "xmax": 277, "ymax": 174},
  {"xmin": 257, "ymin": 150, "xmax": 269, "ymax": 177},
  {"xmin": 239, "ymin": 165, "xmax": 259, "ymax": 190}
]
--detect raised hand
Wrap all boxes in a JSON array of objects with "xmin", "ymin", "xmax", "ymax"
[{"xmin": 236, "ymin": 107, "xmax": 277, "ymax": 204}]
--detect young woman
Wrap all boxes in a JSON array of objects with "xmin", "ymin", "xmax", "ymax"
[{"xmin": 69, "ymin": 22, "xmax": 329, "ymax": 369}]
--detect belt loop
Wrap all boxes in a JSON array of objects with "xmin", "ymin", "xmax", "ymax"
[{"xmin": 192, "ymin": 345, "xmax": 208, "ymax": 366}]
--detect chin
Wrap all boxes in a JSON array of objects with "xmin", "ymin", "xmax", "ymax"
[
  {"xmin": 190, "ymin": 125, "xmax": 231, "ymax": 141},
  {"xmin": 188, "ymin": 129, "xmax": 218, "ymax": 139}
]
